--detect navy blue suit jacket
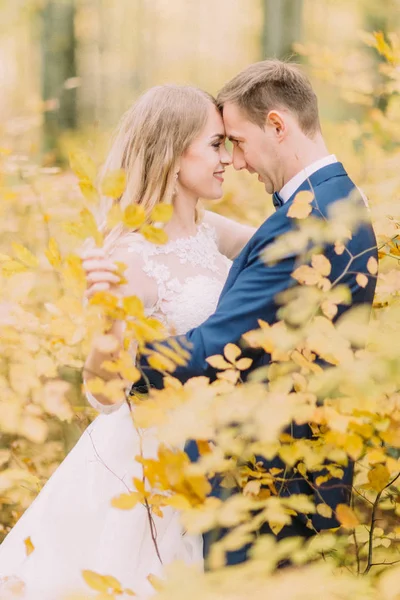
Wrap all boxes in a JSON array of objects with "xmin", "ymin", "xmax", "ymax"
[{"xmin": 134, "ymin": 162, "xmax": 378, "ymax": 560}]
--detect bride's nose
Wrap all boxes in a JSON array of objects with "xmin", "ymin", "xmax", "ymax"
[{"xmin": 220, "ymin": 145, "xmax": 232, "ymax": 166}]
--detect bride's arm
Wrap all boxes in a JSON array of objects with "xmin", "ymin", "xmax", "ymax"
[
  {"xmin": 203, "ymin": 210, "xmax": 257, "ymax": 260},
  {"xmin": 82, "ymin": 238, "xmax": 157, "ymax": 413}
]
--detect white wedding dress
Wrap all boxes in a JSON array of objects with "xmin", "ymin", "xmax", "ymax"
[{"xmin": 0, "ymin": 222, "xmax": 231, "ymax": 600}]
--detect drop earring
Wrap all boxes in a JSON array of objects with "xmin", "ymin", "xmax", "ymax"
[{"xmin": 173, "ymin": 172, "xmax": 179, "ymax": 196}]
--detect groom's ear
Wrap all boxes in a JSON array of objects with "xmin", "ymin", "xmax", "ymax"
[{"xmin": 265, "ymin": 110, "xmax": 286, "ymax": 141}]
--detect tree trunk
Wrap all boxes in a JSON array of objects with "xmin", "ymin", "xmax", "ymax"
[
  {"xmin": 41, "ymin": 0, "xmax": 77, "ymax": 158},
  {"xmin": 261, "ymin": 0, "xmax": 303, "ymax": 60}
]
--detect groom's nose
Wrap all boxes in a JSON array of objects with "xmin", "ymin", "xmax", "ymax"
[{"xmin": 232, "ymin": 148, "xmax": 247, "ymax": 171}]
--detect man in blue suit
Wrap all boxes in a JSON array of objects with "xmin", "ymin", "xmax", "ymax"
[{"xmin": 135, "ymin": 60, "xmax": 377, "ymax": 563}]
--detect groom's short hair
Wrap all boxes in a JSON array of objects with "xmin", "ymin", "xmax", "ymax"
[{"xmin": 217, "ymin": 59, "xmax": 320, "ymax": 136}]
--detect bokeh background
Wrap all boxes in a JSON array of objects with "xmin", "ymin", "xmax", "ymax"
[
  {"xmin": 2, "ymin": 0, "xmax": 400, "ymax": 232},
  {"xmin": 1, "ymin": 0, "xmax": 399, "ymax": 155}
]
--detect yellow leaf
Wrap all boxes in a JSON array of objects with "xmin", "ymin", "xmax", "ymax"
[
  {"xmin": 81, "ymin": 208, "xmax": 103, "ymax": 247},
  {"xmin": 69, "ymin": 149, "xmax": 97, "ymax": 183},
  {"xmin": 45, "ymin": 238, "xmax": 61, "ymax": 269},
  {"xmin": 292, "ymin": 265, "xmax": 320, "ymax": 286},
  {"xmin": 321, "ymin": 300, "xmax": 338, "ymax": 320},
  {"xmin": 133, "ymin": 477, "xmax": 146, "ymax": 496},
  {"xmin": 235, "ymin": 357, "xmax": 253, "ymax": 371},
  {"xmin": 368, "ymin": 464, "xmax": 390, "ymax": 492},
  {"xmin": 123, "ymin": 296, "xmax": 145, "ymax": 318},
  {"xmin": 196, "ymin": 440, "xmax": 212, "ymax": 455},
  {"xmin": 11, "ymin": 243, "xmax": 38, "ymax": 268},
  {"xmin": 311, "ymin": 254, "xmax": 331, "ymax": 277},
  {"xmin": 243, "ymin": 480, "xmax": 261, "ymax": 497},
  {"xmin": 316, "ymin": 504, "xmax": 332, "ymax": 519},
  {"xmin": 279, "ymin": 444, "xmax": 302, "ymax": 467},
  {"xmin": 315, "ymin": 474, "xmax": 330, "ymax": 487},
  {"xmin": 165, "ymin": 494, "xmax": 192, "ymax": 510},
  {"xmin": 120, "ymin": 365, "xmax": 141, "ymax": 382},
  {"xmin": 85, "ymin": 377, "xmax": 105, "ymax": 395},
  {"xmin": 153, "ymin": 342, "xmax": 188, "ymax": 367},
  {"xmin": 148, "ymin": 352, "xmax": 176, "ymax": 372},
  {"xmin": 140, "ymin": 224, "xmax": 168, "ymax": 245},
  {"xmin": 206, "ymin": 355, "xmax": 232, "ymax": 370},
  {"xmin": 114, "ymin": 261, "xmax": 128, "ymax": 285},
  {"xmin": 20, "ymin": 416, "xmax": 48, "ymax": 444},
  {"xmin": 287, "ymin": 190, "xmax": 314, "ymax": 219},
  {"xmin": 82, "ymin": 570, "xmax": 111, "ymax": 593},
  {"xmin": 336, "ymin": 504, "xmax": 359, "ymax": 529},
  {"xmin": 224, "ymin": 343, "xmax": 241, "ymax": 363},
  {"xmin": 366, "ymin": 449, "xmax": 386, "ymax": 464},
  {"xmin": 101, "ymin": 169, "xmax": 127, "ymax": 199},
  {"xmin": 102, "ymin": 575, "xmax": 123, "ymax": 594},
  {"xmin": 107, "ymin": 204, "xmax": 124, "ymax": 229},
  {"xmin": 111, "ymin": 492, "xmax": 141, "ymax": 510},
  {"xmin": 151, "ymin": 203, "xmax": 174, "ymax": 223},
  {"xmin": 217, "ymin": 369, "xmax": 240, "ymax": 384},
  {"xmin": 63, "ymin": 253, "xmax": 87, "ymax": 288},
  {"xmin": 24, "ymin": 536, "xmax": 35, "ymax": 556},
  {"xmin": 1, "ymin": 260, "xmax": 28, "ymax": 276},
  {"xmin": 123, "ymin": 205, "xmax": 146, "ymax": 229},
  {"xmin": 356, "ymin": 273, "xmax": 368, "ymax": 288},
  {"xmin": 367, "ymin": 256, "xmax": 378, "ymax": 275},
  {"xmin": 334, "ymin": 242, "xmax": 345, "ymax": 255},
  {"xmin": 147, "ymin": 574, "xmax": 164, "ymax": 592},
  {"xmin": 344, "ymin": 433, "xmax": 364, "ymax": 461},
  {"xmin": 79, "ymin": 180, "xmax": 99, "ymax": 204},
  {"xmin": 88, "ymin": 291, "xmax": 119, "ymax": 311},
  {"xmin": 373, "ymin": 31, "xmax": 394, "ymax": 62}
]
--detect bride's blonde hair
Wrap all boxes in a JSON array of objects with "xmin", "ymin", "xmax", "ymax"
[{"xmin": 98, "ymin": 85, "xmax": 217, "ymax": 248}]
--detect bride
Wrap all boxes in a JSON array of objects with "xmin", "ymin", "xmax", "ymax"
[{"xmin": 0, "ymin": 84, "xmax": 256, "ymax": 599}]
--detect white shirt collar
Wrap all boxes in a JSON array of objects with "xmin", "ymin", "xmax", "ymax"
[{"xmin": 279, "ymin": 155, "xmax": 338, "ymax": 203}]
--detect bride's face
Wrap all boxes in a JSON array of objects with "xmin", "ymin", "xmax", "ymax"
[{"xmin": 177, "ymin": 104, "xmax": 232, "ymax": 201}]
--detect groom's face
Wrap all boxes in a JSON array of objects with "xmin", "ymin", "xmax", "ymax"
[{"xmin": 222, "ymin": 102, "xmax": 280, "ymax": 194}]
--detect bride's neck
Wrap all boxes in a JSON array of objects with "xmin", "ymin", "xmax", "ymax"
[{"xmin": 164, "ymin": 190, "xmax": 198, "ymax": 240}]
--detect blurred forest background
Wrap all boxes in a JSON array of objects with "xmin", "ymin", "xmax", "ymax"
[
  {"xmin": 1, "ymin": 0, "xmax": 399, "ymax": 157},
  {"xmin": 1, "ymin": 2, "xmax": 400, "ymax": 593}
]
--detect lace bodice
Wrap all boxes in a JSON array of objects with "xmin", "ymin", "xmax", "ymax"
[
  {"xmin": 129, "ymin": 221, "xmax": 231, "ymax": 334},
  {"xmin": 87, "ymin": 221, "xmax": 232, "ymax": 413}
]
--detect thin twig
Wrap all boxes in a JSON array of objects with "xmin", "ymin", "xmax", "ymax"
[
  {"xmin": 87, "ymin": 430, "xmax": 131, "ymax": 493},
  {"xmin": 352, "ymin": 529, "xmax": 361, "ymax": 575},
  {"xmin": 364, "ymin": 472, "xmax": 400, "ymax": 574},
  {"xmin": 369, "ymin": 559, "xmax": 400, "ymax": 568},
  {"xmin": 137, "ymin": 426, "xmax": 163, "ymax": 566}
]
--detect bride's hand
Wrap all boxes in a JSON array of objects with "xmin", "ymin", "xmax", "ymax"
[{"xmin": 81, "ymin": 247, "xmax": 122, "ymax": 300}]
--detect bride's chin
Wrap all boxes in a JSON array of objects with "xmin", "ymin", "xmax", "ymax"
[{"xmin": 207, "ymin": 186, "xmax": 224, "ymax": 201}]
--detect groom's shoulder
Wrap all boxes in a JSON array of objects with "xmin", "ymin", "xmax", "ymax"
[
  {"xmin": 310, "ymin": 165, "xmax": 371, "ymax": 219},
  {"xmin": 312, "ymin": 165, "xmax": 354, "ymax": 200}
]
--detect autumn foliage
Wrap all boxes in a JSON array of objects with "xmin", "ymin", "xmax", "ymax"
[{"xmin": 0, "ymin": 31, "xmax": 400, "ymax": 600}]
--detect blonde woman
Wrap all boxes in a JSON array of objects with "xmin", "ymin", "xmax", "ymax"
[{"xmin": 0, "ymin": 85, "xmax": 256, "ymax": 599}]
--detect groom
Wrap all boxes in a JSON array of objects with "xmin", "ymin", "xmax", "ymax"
[{"xmin": 135, "ymin": 60, "xmax": 378, "ymax": 562}]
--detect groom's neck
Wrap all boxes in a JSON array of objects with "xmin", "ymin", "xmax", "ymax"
[{"xmin": 282, "ymin": 132, "xmax": 330, "ymax": 186}]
